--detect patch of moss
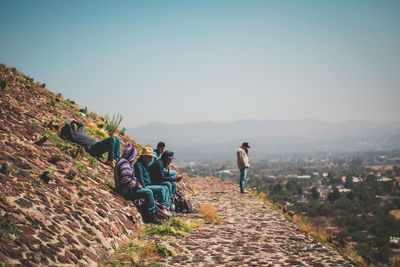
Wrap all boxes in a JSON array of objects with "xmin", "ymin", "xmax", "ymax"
[
  {"xmin": 41, "ymin": 129, "xmax": 73, "ymax": 153},
  {"xmin": 0, "ymin": 213, "xmax": 22, "ymax": 235},
  {"xmin": 104, "ymin": 178, "xmax": 115, "ymax": 192},
  {"xmin": 145, "ymin": 218, "xmax": 202, "ymax": 237},
  {"xmin": 84, "ymin": 127, "xmax": 108, "ymax": 139}
]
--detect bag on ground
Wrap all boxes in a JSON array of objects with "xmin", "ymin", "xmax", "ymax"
[{"xmin": 172, "ymin": 189, "xmax": 192, "ymax": 213}]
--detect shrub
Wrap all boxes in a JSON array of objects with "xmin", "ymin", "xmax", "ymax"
[
  {"xmin": 198, "ymin": 203, "xmax": 221, "ymax": 224},
  {"xmin": 120, "ymin": 127, "xmax": 126, "ymax": 136},
  {"xmin": 104, "ymin": 114, "xmax": 123, "ymax": 136}
]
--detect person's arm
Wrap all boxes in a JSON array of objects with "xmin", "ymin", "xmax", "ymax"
[
  {"xmin": 152, "ymin": 161, "xmax": 179, "ymax": 182},
  {"xmin": 119, "ymin": 163, "xmax": 142, "ymax": 191},
  {"xmin": 75, "ymin": 121, "xmax": 84, "ymax": 131},
  {"xmin": 134, "ymin": 163, "xmax": 146, "ymax": 187}
]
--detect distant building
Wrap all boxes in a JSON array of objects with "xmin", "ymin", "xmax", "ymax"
[
  {"xmin": 216, "ymin": 170, "xmax": 233, "ymax": 176},
  {"xmin": 297, "ymin": 175, "xmax": 311, "ymax": 179},
  {"xmin": 339, "ymin": 188, "xmax": 351, "ymax": 193},
  {"xmin": 377, "ymin": 177, "xmax": 392, "ymax": 182}
]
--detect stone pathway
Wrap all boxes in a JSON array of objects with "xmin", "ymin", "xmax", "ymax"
[{"xmin": 159, "ymin": 177, "xmax": 354, "ymax": 266}]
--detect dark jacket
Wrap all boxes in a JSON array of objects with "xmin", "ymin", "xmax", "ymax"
[
  {"xmin": 149, "ymin": 150, "xmax": 176, "ymax": 183},
  {"xmin": 61, "ymin": 120, "xmax": 97, "ymax": 151},
  {"xmin": 114, "ymin": 144, "xmax": 141, "ymax": 195},
  {"xmin": 134, "ymin": 158, "xmax": 152, "ymax": 187}
]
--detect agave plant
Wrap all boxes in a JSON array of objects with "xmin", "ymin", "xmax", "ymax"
[{"xmin": 104, "ymin": 113, "xmax": 123, "ymax": 136}]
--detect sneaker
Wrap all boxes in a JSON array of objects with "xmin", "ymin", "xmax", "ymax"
[{"xmin": 105, "ymin": 160, "xmax": 115, "ymax": 168}]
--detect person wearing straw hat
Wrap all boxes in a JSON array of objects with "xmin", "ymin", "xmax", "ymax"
[{"xmin": 135, "ymin": 146, "xmax": 171, "ymax": 209}]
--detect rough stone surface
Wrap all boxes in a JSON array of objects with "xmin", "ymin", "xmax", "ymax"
[
  {"xmin": 0, "ymin": 64, "xmax": 143, "ymax": 266},
  {"xmin": 158, "ymin": 177, "xmax": 355, "ymax": 266}
]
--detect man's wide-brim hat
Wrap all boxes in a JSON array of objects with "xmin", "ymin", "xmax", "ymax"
[
  {"xmin": 242, "ymin": 142, "xmax": 250, "ymax": 148},
  {"xmin": 141, "ymin": 147, "xmax": 157, "ymax": 158}
]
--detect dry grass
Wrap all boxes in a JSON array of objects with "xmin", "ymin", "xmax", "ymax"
[
  {"xmin": 342, "ymin": 246, "xmax": 366, "ymax": 266},
  {"xmin": 390, "ymin": 209, "xmax": 400, "ymax": 220},
  {"xmin": 198, "ymin": 203, "xmax": 221, "ymax": 224},
  {"xmin": 104, "ymin": 234, "xmax": 175, "ymax": 266},
  {"xmin": 390, "ymin": 255, "xmax": 400, "ymax": 266},
  {"xmin": 292, "ymin": 214, "xmax": 332, "ymax": 244},
  {"xmin": 112, "ymin": 238, "xmax": 159, "ymax": 264}
]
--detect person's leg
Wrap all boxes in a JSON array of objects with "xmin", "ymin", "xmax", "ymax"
[
  {"xmin": 90, "ymin": 137, "xmax": 116, "ymax": 161},
  {"xmin": 239, "ymin": 167, "xmax": 248, "ymax": 193},
  {"xmin": 114, "ymin": 137, "xmax": 120, "ymax": 160},
  {"xmin": 127, "ymin": 188, "xmax": 156, "ymax": 214},
  {"xmin": 170, "ymin": 181, "xmax": 177, "ymax": 196},
  {"xmin": 151, "ymin": 182, "xmax": 172, "ymax": 197},
  {"xmin": 146, "ymin": 185, "xmax": 170, "ymax": 208}
]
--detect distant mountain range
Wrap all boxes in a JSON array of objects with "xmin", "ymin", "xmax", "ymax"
[{"xmin": 127, "ymin": 120, "xmax": 400, "ymax": 162}]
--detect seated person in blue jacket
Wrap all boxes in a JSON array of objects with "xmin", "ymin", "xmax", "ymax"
[
  {"xmin": 153, "ymin": 141, "xmax": 165, "ymax": 160},
  {"xmin": 149, "ymin": 150, "xmax": 183, "ymax": 197},
  {"xmin": 150, "ymin": 142, "xmax": 178, "ymax": 178},
  {"xmin": 61, "ymin": 120, "xmax": 120, "ymax": 167},
  {"xmin": 114, "ymin": 144, "xmax": 162, "ymax": 224},
  {"xmin": 134, "ymin": 146, "xmax": 171, "ymax": 209}
]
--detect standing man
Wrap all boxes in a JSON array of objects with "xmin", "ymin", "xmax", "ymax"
[{"xmin": 237, "ymin": 142, "xmax": 250, "ymax": 193}]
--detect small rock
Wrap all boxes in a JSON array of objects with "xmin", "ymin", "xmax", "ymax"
[
  {"xmin": 0, "ymin": 162, "xmax": 11, "ymax": 176},
  {"xmin": 34, "ymin": 136, "xmax": 48, "ymax": 146},
  {"xmin": 0, "ymin": 78, "xmax": 6, "ymax": 90},
  {"xmin": 48, "ymin": 155, "xmax": 62, "ymax": 164},
  {"xmin": 65, "ymin": 170, "xmax": 76, "ymax": 180},
  {"xmin": 33, "ymin": 254, "xmax": 41, "ymax": 263},
  {"xmin": 39, "ymin": 170, "xmax": 53, "ymax": 184}
]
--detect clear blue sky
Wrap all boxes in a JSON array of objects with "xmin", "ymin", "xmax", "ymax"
[{"xmin": 1, "ymin": 0, "xmax": 399, "ymax": 128}]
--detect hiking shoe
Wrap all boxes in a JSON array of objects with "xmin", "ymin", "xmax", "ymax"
[
  {"xmin": 105, "ymin": 160, "xmax": 115, "ymax": 168},
  {"xmin": 150, "ymin": 214, "xmax": 163, "ymax": 224}
]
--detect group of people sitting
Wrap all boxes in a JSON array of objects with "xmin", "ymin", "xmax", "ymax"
[
  {"xmin": 114, "ymin": 142, "xmax": 183, "ymax": 223},
  {"xmin": 60, "ymin": 120, "xmax": 183, "ymax": 224}
]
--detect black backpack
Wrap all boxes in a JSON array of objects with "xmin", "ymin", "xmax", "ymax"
[
  {"xmin": 172, "ymin": 189, "xmax": 192, "ymax": 213},
  {"xmin": 59, "ymin": 120, "xmax": 74, "ymax": 140}
]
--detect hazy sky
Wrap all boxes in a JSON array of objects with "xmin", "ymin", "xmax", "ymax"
[{"xmin": 1, "ymin": 0, "xmax": 399, "ymax": 128}]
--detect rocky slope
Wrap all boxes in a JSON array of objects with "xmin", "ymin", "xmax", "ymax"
[{"xmin": 0, "ymin": 64, "xmax": 144, "ymax": 266}]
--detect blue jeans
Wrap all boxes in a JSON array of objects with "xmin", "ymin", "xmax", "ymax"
[
  {"xmin": 90, "ymin": 137, "xmax": 120, "ymax": 161},
  {"xmin": 146, "ymin": 185, "xmax": 170, "ymax": 208},
  {"xmin": 123, "ymin": 188, "xmax": 155, "ymax": 214},
  {"xmin": 151, "ymin": 181, "xmax": 177, "ymax": 197},
  {"xmin": 239, "ymin": 167, "xmax": 248, "ymax": 192}
]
